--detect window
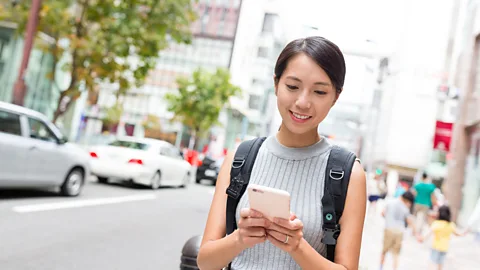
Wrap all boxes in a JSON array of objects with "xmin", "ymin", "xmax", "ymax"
[
  {"xmin": 0, "ymin": 110, "xmax": 22, "ymax": 136},
  {"xmin": 160, "ymin": 145, "xmax": 183, "ymax": 159},
  {"xmin": 108, "ymin": 140, "xmax": 150, "ymax": 150},
  {"xmin": 257, "ymin": 47, "xmax": 268, "ymax": 58},
  {"xmin": 252, "ymin": 78, "xmax": 261, "ymax": 85},
  {"xmin": 262, "ymin": 13, "xmax": 276, "ymax": 33},
  {"xmin": 248, "ymin": 94, "xmax": 262, "ymax": 110},
  {"xmin": 28, "ymin": 118, "xmax": 57, "ymax": 142}
]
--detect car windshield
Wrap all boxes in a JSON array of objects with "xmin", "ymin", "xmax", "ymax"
[{"xmin": 108, "ymin": 140, "xmax": 150, "ymax": 150}]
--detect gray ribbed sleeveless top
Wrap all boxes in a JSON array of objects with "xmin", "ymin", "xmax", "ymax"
[{"xmin": 231, "ymin": 135, "xmax": 332, "ymax": 270}]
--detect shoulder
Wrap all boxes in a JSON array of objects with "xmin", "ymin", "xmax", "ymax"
[
  {"xmin": 351, "ymin": 159, "xmax": 366, "ymax": 180},
  {"xmin": 347, "ymin": 161, "xmax": 367, "ymax": 196}
]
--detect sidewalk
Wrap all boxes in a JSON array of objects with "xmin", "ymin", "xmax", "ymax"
[{"xmin": 359, "ymin": 201, "xmax": 480, "ymax": 270}]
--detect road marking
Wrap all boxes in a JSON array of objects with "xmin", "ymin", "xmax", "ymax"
[{"xmin": 12, "ymin": 194, "xmax": 157, "ymax": 213}]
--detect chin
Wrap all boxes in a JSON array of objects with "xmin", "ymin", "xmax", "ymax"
[{"xmin": 284, "ymin": 122, "xmax": 317, "ymax": 136}]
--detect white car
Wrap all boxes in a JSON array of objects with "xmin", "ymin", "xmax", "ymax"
[
  {"xmin": 0, "ymin": 101, "xmax": 90, "ymax": 196},
  {"xmin": 89, "ymin": 137, "xmax": 192, "ymax": 189}
]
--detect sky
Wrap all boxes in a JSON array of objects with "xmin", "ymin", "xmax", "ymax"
[{"xmin": 277, "ymin": 0, "xmax": 411, "ymax": 53}]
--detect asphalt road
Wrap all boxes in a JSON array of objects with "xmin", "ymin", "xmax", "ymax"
[
  {"xmin": 2, "ymin": 179, "xmax": 479, "ymax": 270},
  {"xmin": 0, "ymin": 178, "xmax": 216, "ymax": 270}
]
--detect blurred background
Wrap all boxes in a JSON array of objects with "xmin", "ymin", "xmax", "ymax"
[{"xmin": 0, "ymin": 0, "xmax": 479, "ymax": 269}]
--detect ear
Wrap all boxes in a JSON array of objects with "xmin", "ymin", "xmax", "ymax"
[
  {"xmin": 273, "ymin": 75, "xmax": 279, "ymax": 96},
  {"xmin": 331, "ymin": 90, "xmax": 341, "ymax": 107}
]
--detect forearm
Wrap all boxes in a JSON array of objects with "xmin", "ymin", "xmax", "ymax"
[
  {"xmin": 197, "ymin": 230, "xmax": 245, "ymax": 270},
  {"xmin": 290, "ymin": 239, "xmax": 348, "ymax": 270}
]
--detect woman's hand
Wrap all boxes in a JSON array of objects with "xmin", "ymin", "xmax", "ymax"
[
  {"xmin": 266, "ymin": 213, "xmax": 304, "ymax": 253},
  {"xmin": 236, "ymin": 208, "xmax": 271, "ymax": 249}
]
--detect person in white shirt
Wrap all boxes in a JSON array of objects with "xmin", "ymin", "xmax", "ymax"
[{"xmin": 367, "ymin": 173, "xmax": 386, "ymax": 216}]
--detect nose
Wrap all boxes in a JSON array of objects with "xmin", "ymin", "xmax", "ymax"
[{"xmin": 295, "ymin": 90, "xmax": 311, "ymax": 109}]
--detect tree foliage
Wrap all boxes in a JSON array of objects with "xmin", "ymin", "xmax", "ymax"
[
  {"xmin": 0, "ymin": 0, "xmax": 197, "ymax": 122},
  {"xmin": 142, "ymin": 114, "xmax": 162, "ymax": 131},
  {"xmin": 165, "ymin": 68, "xmax": 241, "ymax": 147},
  {"xmin": 103, "ymin": 102, "xmax": 123, "ymax": 128}
]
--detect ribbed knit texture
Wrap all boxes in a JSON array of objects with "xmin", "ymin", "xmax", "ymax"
[{"xmin": 231, "ymin": 135, "xmax": 332, "ymax": 270}]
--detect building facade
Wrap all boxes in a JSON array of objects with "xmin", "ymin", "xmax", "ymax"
[
  {"xmin": 226, "ymin": 0, "xmax": 285, "ymax": 148},
  {"xmin": 82, "ymin": 0, "xmax": 243, "ymax": 148},
  {"xmin": 0, "ymin": 22, "xmax": 61, "ymax": 120},
  {"xmin": 444, "ymin": 0, "xmax": 480, "ymax": 223},
  {"xmin": 364, "ymin": 0, "xmax": 456, "ymax": 185}
]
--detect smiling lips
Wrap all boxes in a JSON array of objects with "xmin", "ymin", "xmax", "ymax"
[{"xmin": 289, "ymin": 110, "xmax": 312, "ymax": 123}]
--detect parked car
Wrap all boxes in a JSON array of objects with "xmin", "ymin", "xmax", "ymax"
[
  {"xmin": 196, "ymin": 156, "xmax": 224, "ymax": 185},
  {"xmin": 0, "ymin": 101, "xmax": 90, "ymax": 196},
  {"xmin": 88, "ymin": 137, "xmax": 192, "ymax": 189}
]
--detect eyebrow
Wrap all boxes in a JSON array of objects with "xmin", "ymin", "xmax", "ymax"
[{"xmin": 285, "ymin": 76, "xmax": 331, "ymax": 86}]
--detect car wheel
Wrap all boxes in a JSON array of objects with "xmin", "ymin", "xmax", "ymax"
[
  {"xmin": 61, "ymin": 168, "xmax": 84, "ymax": 197},
  {"xmin": 151, "ymin": 171, "xmax": 161, "ymax": 190},
  {"xmin": 180, "ymin": 173, "xmax": 190, "ymax": 188}
]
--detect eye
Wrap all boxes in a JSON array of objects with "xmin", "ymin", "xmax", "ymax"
[
  {"xmin": 315, "ymin": 90, "xmax": 327, "ymax": 95},
  {"xmin": 286, "ymin": 84, "xmax": 298, "ymax": 90}
]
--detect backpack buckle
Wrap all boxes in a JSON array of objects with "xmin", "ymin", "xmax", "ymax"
[
  {"xmin": 232, "ymin": 159, "xmax": 245, "ymax": 169},
  {"xmin": 226, "ymin": 175, "xmax": 244, "ymax": 199},
  {"xmin": 329, "ymin": 169, "xmax": 344, "ymax": 180},
  {"xmin": 321, "ymin": 224, "xmax": 341, "ymax": 245}
]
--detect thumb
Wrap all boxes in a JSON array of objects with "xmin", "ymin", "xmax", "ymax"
[{"xmin": 290, "ymin": 212, "xmax": 297, "ymax": 221}]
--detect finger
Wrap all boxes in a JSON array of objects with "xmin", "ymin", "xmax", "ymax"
[
  {"xmin": 266, "ymin": 222, "xmax": 292, "ymax": 235},
  {"xmin": 274, "ymin": 218, "xmax": 303, "ymax": 230},
  {"xmin": 266, "ymin": 233, "xmax": 287, "ymax": 248},
  {"xmin": 244, "ymin": 235, "xmax": 267, "ymax": 246},
  {"xmin": 240, "ymin": 208, "xmax": 263, "ymax": 218},
  {"xmin": 243, "ymin": 227, "xmax": 266, "ymax": 237},
  {"xmin": 266, "ymin": 230, "xmax": 290, "ymax": 243},
  {"xmin": 290, "ymin": 212, "xmax": 297, "ymax": 221},
  {"xmin": 239, "ymin": 216, "xmax": 267, "ymax": 228},
  {"xmin": 242, "ymin": 217, "xmax": 270, "ymax": 228}
]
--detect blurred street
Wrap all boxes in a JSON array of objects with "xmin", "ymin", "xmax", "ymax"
[
  {"xmin": 360, "ymin": 201, "xmax": 480, "ymax": 270},
  {"xmin": 2, "ymin": 179, "xmax": 479, "ymax": 270},
  {"xmin": 0, "ymin": 178, "xmax": 212, "ymax": 270}
]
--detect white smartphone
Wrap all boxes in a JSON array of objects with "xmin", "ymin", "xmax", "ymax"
[{"xmin": 247, "ymin": 184, "xmax": 291, "ymax": 221}]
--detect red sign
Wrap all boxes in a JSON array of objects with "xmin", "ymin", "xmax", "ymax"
[{"xmin": 433, "ymin": 121, "xmax": 453, "ymax": 151}]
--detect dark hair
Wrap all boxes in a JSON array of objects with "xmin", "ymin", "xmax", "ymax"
[
  {"xmin": 401, "ymin": 190, "xmax": 415, "ymax": 204},
  {"xmin": 422, "ymin": 172, "xmax": 428, "ymax": 179},
  {"xmin": 438, "ymin": 205, "xmax": 451, "ymax": 222},
  {"xmin": 274, "ymin": 36, "xmax": 346, "ymax": 94}
]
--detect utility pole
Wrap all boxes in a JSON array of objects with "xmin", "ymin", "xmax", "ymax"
[{"xmin": 12, "ymin": 0, "xmax": 42, "ymax": 106}]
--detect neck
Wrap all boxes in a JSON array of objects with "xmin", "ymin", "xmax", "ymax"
[{"xmin": 276, "ymin": 122, "xmax": 321, "ymax": 148}]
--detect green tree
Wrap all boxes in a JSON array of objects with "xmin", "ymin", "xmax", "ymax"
[
  {"xmin": 165, "ymin": 68, "xmax": 242, "ymax": 149},
  {"xmin": 0, "ymin": 0, "xmax": 197, "ymax": 122},
  {"xmin": 142, "ymin": 114, "xmax": 162, "ymax": 131},
  {"xmin": 103, "ymin": 102, "xmax": 123, "ymax": 130}
]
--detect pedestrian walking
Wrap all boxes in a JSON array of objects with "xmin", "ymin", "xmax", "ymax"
[
  {"xmin": 418, "ymin": 205, "xmax": 466, "ymax": 270},
  {"xmin": 380, "ymin": 191, "xmax": 420, "ymax": 270},
  {"xmin": 412, "ymin": 172, "xmax": 437, "ymax": 233}
]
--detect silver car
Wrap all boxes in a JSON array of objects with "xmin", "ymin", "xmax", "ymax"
[{"xmin": 0, "ymin": 101, "xmax": 90, "ymax": 196}]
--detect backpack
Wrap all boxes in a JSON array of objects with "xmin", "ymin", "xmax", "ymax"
[{"xmin": 225, "ymin": 137, "xmax": 357, "ymax": 267}]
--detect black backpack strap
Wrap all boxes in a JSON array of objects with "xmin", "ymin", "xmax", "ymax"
[
  {"xmin": 225, "ymin": 137, "xmax": 266, "ymax": 236},
  {"xmin": 321, "ymin": 145, "xmax": 357, "ymax": 262}
]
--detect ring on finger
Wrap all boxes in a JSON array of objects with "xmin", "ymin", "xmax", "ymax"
[{"xmin": 283, "ymin": 235, "xmax": 289, "ymax": 244}]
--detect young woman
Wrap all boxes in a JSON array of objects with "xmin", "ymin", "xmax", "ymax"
[{"xmin": 197, "ymin": 36, "xmax": 367, "ymax": 270}]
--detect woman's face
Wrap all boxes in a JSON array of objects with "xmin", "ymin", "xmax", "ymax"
[{"xmin": 275, "ymin": 53, "xmax": 338, "ymax": 135}]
